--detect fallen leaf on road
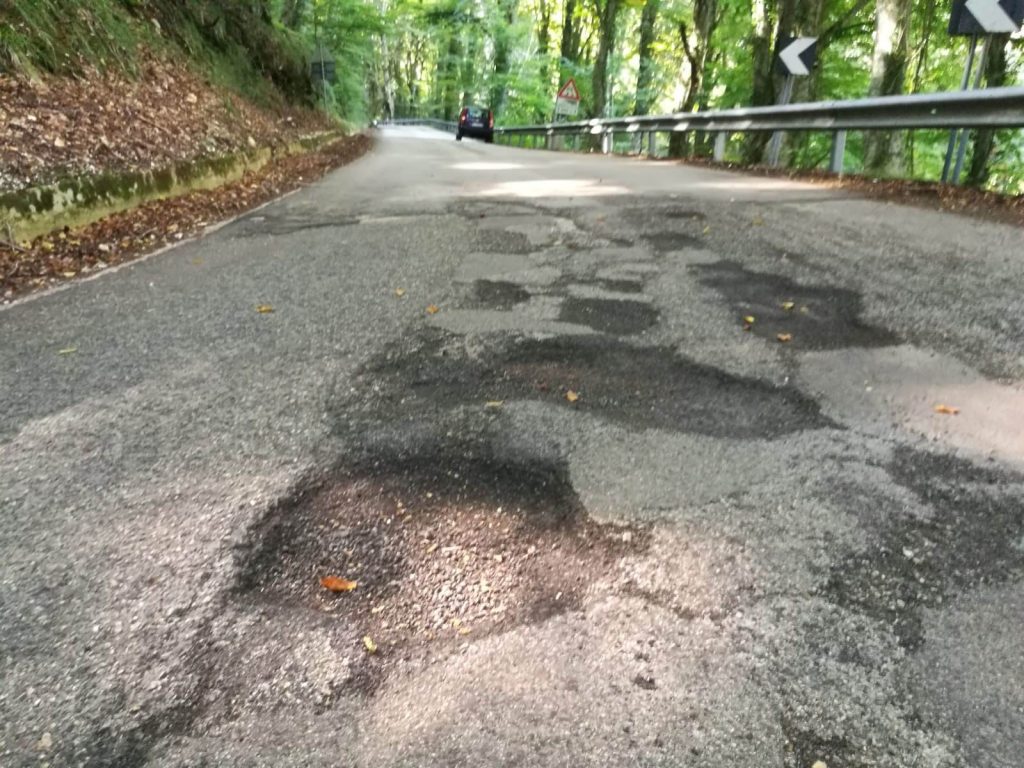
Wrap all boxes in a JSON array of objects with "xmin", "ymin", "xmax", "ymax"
[
  {"xmin": 752, "ymin": 216, "xmax": 765, "ymax": 225},
  {"xmin": 363, "ymin": 635, "xmax": 378, "ymax": 654},
  {"xmin": 702, "ymin": 225, "xmax": 711, "ymax": 235},
  {"xmin": 425, "ymin": 304, "xmax": 440, "ymax": 315},
  {"xmin": 320, "ymin": 576, "xmax": 358, "ymax": 592},
  {"xmin": 743, "ymin": 315, "xmax": 755, "ymax": 325},
  {"xmin": 485, "ymin": 400, "xmax": 504, "ymax": 408},
  {"xmin": 777, "ymin": 333, "xmax": 793, "ymax": 343},
  {"xmin": 458, "ymin": 626, "xmax": 472, "ymax": 636},
  {"xmin": 799, "ymin": 306, "xmax": 810, "ymax": 314},
  {"xmin": 781, "ymin": 301, "xmax": 795, "ymax": 311},
  {"xmin": 934, "ymin": 404, "xmax": 960, "ymax": 415},
  {"xmin": 58, "ymin": 347, "xmax": 77, "ymax": 355},
  {"xmin": 566, "ymin": 390, "xmax": 580, "ymax": 403},
  {"xmin": 256, "ymin": 304, "xmax": 274, "ymax": 314},
  {"xmin": 61, "ymin": 271, "xmax": 76, "ymax": 279},
  {"xmin": 811, "ymin": 762, "xmax": 828, "ymax": 768},
  {"xmin": 394, "ymin": 288, "xmax": 406, "ymax": 297},
  {"xmin": 191, "ymin": 258, "xmax": 203, "ymax": 266}
]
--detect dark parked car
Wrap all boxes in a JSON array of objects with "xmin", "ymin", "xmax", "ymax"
[{"xmin": 457, "ymin": 106, "xmax": 494, "ymax": 143}]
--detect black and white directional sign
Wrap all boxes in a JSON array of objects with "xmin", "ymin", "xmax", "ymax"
[
  {"xmin": 775, "ymin": 36, "xmax": 817, "ymax": 76},
  {"xmin": 948, "ymin": 0, "xmax": 1024, "ymax": 35}
]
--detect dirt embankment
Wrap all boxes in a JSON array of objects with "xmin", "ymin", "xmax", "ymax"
[{"xmin": 1, "ymin": 56, "xmax": 371, "ymax": 302}]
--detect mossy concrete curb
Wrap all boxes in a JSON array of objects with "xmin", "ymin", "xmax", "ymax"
[{"xmin": 1, "ymin": 131, "xmax": 344, "ymax": 242}]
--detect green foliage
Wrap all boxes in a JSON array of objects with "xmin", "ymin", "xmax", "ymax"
[{"xmin": 0, "ymin": 0, "xmax": 313, "ymax": 106}]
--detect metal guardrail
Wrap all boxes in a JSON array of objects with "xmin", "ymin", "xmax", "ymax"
[{"xmin": 491, "ymin": 86, "xmax": 1024, "ymax": 174}]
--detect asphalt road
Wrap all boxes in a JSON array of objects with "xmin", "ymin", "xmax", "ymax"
[{"xmin": 2, "ymin": 126, "xmax": 1023, "ymax": 767}]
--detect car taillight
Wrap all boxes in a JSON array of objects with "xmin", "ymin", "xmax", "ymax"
[
  {"xmin": 459, "ymin": 108, "xmax": 468, "ymax": 123},
  {"xmin": 488, "ymin": 112, "xmax": 494, "ymax": 128}
]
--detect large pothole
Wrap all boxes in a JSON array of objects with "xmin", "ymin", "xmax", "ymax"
[{"xmin": 235, "ymin": 452, "xmax": 647, "ymax": 692}]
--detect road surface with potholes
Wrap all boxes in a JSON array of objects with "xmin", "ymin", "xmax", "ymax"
[{"xmin": 2, "ymin": 126, "xmax": 1023, "ymax": 767}]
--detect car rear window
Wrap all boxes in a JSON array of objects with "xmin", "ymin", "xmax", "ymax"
[{"xmin": 467, "ymin": 107, "xmax": 485, "ymax": 118}]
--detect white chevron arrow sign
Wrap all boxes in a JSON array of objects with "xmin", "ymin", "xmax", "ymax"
[
  {"xmin": 965, "ymin": 0, "xmax": 1019, "ymax": 31},
  {"xmin": 777, "ymin": 37, "xmax": 817, "ymax": 77}
]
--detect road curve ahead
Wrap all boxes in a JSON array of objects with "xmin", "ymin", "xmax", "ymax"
[{"xmin": 2, "ymin": 126, "xmax": 1023, "ymax": 767}]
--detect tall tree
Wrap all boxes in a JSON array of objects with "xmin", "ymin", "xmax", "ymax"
[
  {"xmin": 590, "ymin": 0, "xmax": 621, "ymax": 119},
  {"xmin": 966, "ymin": 35, "xmax": 1011, "ymax": 186},
  {"xmin": 634, "ymin": 0, "xmax": 661, "ymax": 115},
  {"xmin": 670, "ymin": 0, "xmax": 719, "ymax": 156},
  {"xmin": 863, "ymin": 0, "xmax": 912, "ymax": 173}
]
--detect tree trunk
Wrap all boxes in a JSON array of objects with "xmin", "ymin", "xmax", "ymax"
[
  {"xmin": 280, "ymin": 0, "xmax": 307, "ymax": 29},
  {"xmin": 669, "ymin": 0, "xmax": 718, "ymax": 156},
  {"xmin": 442, "ymin": 31, "xmax": 461, "ymax": 120},
  {"xmin": 490, "ymin": 0, "xmax": 518, "ymax": 114},
  {"xmin": 634, "ymin": 0, "xmax": 660, "ymax": 115},
  {"xmin": 538, "ymin": 0, "xmax": 553, "ymax": 103},
  {"xmin": 590, "ymin": 0, "xmax": 621, "ymax": 120},
  {"xmin": 560, "ymin": 0, "xmax": 581, "ymax": 75},
  {"xmin": 863, "ymin": 0, "xmax": 912, "ymax": 174},
  {"xmin": 742, "ymin": 0, "xmax": 776, "ymax": 163},
  {"xmin": 966, "ymin": 34, "xmax": 1010, "ymax": 187}
]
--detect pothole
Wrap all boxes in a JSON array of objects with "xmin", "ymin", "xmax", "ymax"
[
  {"xmin": 824, "ymin": 447, "xmax": 1024, "ymax": 649},
  {"xmin": 559, "ymin": 297, "xmax": 659, "ymax": 335},
  {"xmin": 694, "ymin": 260, "xmax": 897, "ymax": 349},
  {"xmin": 471, "ymin": 279, "xmax": 531, "ymax": 309},
  {"xmin": 235, "ymin": 452, "xmax": 647, "ymax": 692},
  {"xmin": 642, "ymin": 232, "xmax": 702, "ymax": 252},
  {"xmin": 370, "ymin": 332, "xmax": 835, "ymax": 438},
  {"xmin": 597, "ymin": 278, "xmax": 644, "ymax": 294}
]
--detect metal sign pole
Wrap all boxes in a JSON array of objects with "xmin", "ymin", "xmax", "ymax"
[
  {"xmin": 941, "ymin": 35, "xmax": 979, "ymax": 182},
  {"xmin": 768, "ymin": 75, "xmax": 795, "ymax": 167},
  {"xmin": 951, "ymin": 35, "xmax": 991, "ymax": 184}
]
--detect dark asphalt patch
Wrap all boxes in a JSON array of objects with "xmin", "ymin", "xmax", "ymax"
[
  {"xmin": 642, "ymin": 232, "xmax": 702, "ymax": 252},
  {"xmin": 235, "ymin": 451, "xmax": 646, "ymax": 693},
  {"xmin": 694, "ymin": 261, "xmax": 898, "ymax": 349},
  {"xmin": 472, "ymin": 279, "xmax": 531, "ymax": 309},
  {"xmin": 824, "ymin": 447, "xmax": 1024, "ymax": 650},
  {"xmin": 371, "ymin": 332, "xmax": 834, "ymax": 439},
  {"xmin": 559, "ymin": 297, "xmax": 659, "ymax": 335},
  {"xmin": 598, "ymin": 278, "xmax": 644, "ymax": 293}
]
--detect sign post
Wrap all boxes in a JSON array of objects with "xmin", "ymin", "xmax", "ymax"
[
  {"xmin": 942, "ymin": 0, "xmax": 1024, "ymax": 183},
  {"xmin": 768, "ymin": 37, "xmax": 817, "ymax": 167},
  {"xmin": 554, "ymin": 78, "xmax": 581, "ymax": 120},
  {"xmin": 553, "ymin": 78, "xmax": 581, "ymax": 152}
]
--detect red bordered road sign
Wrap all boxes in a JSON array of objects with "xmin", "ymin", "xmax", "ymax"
[{"xmin": 557, "ymin": 78, "xmax": 581, "ymax": 102}]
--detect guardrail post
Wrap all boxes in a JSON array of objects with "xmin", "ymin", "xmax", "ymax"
[
  {"xmin": 713, "ymin": 132, "xmax": 727, "ymax": 162},
  {"xmin": 602, "ymin": 130, "xmax": 612, "ymax": 155},
  {"xmin": 547, "ymin": 131, "xmax": 555, "ymax": 151},
  {"xmin": 829, "ymin": 130, "xmax": 846, "ymax": 175}
]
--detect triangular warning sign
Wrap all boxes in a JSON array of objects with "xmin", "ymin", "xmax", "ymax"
[{"xmin": 557, "ymin": 78, "xmax": 580, "ymax": 102}]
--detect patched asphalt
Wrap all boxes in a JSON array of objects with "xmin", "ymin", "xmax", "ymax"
[{"xmin": 1, "ymin": 125, "xmax": 1023, "ymax": 767}]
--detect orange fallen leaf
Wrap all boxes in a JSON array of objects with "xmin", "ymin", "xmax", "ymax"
[
  {"xmin": 320, "ymin": 576, "xmax": 358, "ymax": 592},
  {"xmin": 566, "ymin": 390, "xmax": 580, "ymax": 403},
  {"xmin": 363, "ymin": 635, "xmax": 378, "ymax": 654},
  {"xmin": 934, "ymin": 404, "xmax": 960, "ymax": 415},
  {"xmin": 425, "ymin": 304, "xmax": 440, "ymax": 315},
  {"xmin": 256, "ymin": 304, "xmax": 274, "ymax": 314},
  {"xmin": 777, "ymin": 333, "xmax": 793, "ymax": 343}
]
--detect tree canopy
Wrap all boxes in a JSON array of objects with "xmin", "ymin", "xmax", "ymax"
[{"xmin": 281, "ymin": 0, "xmax": 1022, "ymax": 190}]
